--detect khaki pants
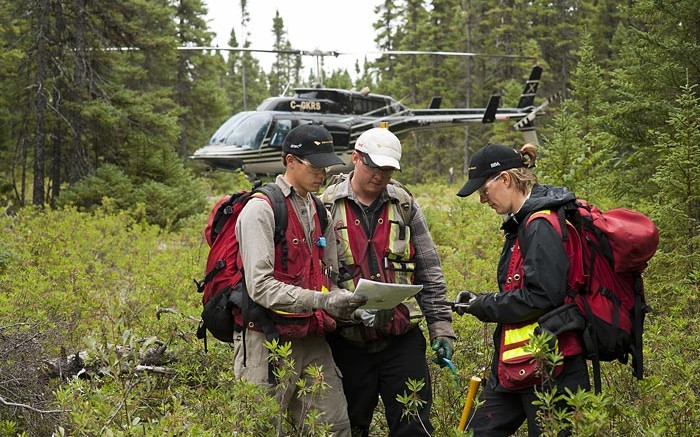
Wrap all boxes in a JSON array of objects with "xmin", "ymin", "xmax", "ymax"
[{"xmin": 234, "ymin": 330, "xmax": 351, "ymax": 436}]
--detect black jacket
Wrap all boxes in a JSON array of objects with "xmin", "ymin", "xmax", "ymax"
[
  {"xmin": 477, "ymin": 184, "xmax": 587, "ymax": 391},
  {"xmin": 483, "ymin": 184, "xmax": 575, "ymax": 323}
]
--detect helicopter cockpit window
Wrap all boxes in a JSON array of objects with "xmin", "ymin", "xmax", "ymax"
[
  {"xmin": 269, "ymin": 120, "xmax": 292, "ymax": 149},
  {"xmin": 209, "ymin": 112, "xmax": 272, "ymax": 150}
]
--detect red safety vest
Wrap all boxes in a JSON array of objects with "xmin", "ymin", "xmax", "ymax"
[
  {"xmin": 238, "ymin": 196, "xmax": 335, "ymax": 337},
  {"xmin": 339, "ymin": 201, "xmax": 414, "ymax": 286},
  {"xmin": 497, "ymin": 220, "xmax": 583, "ymax": 390},
  {"xmin": 330, "ymin": 197, "xmax": 422, "ymax": 341},
  {"xmin": 271, "ymin": 197, "xmax": 329, "ymax": 291}
]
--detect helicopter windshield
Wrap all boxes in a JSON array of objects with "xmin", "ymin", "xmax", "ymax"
[{"xmin": 209, "ymin": 112, "xmax": 272, "ymax": 150}]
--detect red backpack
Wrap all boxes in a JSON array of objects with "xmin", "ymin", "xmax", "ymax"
[
  {"xmin": 526, "ymin": 199, "xmax": 659, "ymax": 393},
  {"xmin": 194, "ymin": 182, "xmax": 330, "ymax": 350}
]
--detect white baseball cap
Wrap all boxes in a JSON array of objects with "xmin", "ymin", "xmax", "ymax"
[{"xmin": 354, "ymin": 128, "xmax": 402, "ymax": 170}]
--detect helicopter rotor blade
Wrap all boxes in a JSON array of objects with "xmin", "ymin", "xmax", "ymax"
[
  {"xmin": 362, "ymin": 50, "xmax": 536, "ymax": 60},
  {"xmin": 173, "ymin": 46, "xmax": 535, "ymax": 61},
  {"xmin": 105, "ymin": 46, "xmax": 536, "ymax": 61}
]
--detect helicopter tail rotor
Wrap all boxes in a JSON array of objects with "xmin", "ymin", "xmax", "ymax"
[{"xmin": 513, "ymin": 91, "xmax": 564, "ymax": 145}]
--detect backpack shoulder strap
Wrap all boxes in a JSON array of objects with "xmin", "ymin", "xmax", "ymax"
[
  {"xmin": 255, "ymin": 183, "xmax": 289, "ymax": 270},
  {"xmin": 320, "ymin": 173, "xmax": 348, "ymax": 215},
  {"xmin": 386, "ymin": 180, "xmax": 414, "ymax": 227},
  {"xmin": 311, "ymin": 194, "xmax": 330, "ymax": 234},
  {"xmin": 255, "ymin": 183, "xmax": 287, "ymax": 244},
  {"xmin": 520, "ymin": 206, "xmax": 572, "ymax": 260},
  {"xmin": 525, "ymin": 209, "xmax": 564, "ymax": 236}
]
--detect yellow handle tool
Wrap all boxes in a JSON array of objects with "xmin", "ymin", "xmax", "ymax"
[{"xmin": 457, "ymin": 376, "xmax": 482, "ymax": 432}]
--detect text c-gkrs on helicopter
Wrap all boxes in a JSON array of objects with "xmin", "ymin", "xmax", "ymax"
[{"xmin": 191, "ymin": 53, "xmax": 549, "ymax": 177}]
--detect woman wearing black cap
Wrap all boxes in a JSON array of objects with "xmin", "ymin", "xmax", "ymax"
[{"xmin": 455, "ymin": 143, "xmax": 589, "ymax": 436}]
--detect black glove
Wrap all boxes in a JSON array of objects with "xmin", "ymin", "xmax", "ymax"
[
  {"xmin": 454, "ymin": 291, "xmax": 489, "ymax": 321},
  {"xmin": 454, "ymin": 291, "xmax": 478, "ymax": 315}
]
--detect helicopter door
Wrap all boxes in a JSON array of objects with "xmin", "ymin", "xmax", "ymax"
[{"xmin": 269, "ymin": 119, "xmax": 293, "ymax": 149}]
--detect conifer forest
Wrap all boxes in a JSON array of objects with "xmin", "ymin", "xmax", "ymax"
[{"xmin": 0, "ymin": 0, "xmax": 699, "ymax": 435}]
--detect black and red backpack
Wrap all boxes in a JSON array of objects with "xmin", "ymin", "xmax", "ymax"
[
  {"xmin": 194, "ymin": 181, "xmax": 329, "ymax": 350},
  {"xmin": 526, "ymin": 199, "xmax": 659, "ymax": 393}
]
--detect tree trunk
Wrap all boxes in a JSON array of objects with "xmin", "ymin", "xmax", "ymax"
[{"xmin": 32, "ymin": 0, "xmax": 50, "ymax": 207}]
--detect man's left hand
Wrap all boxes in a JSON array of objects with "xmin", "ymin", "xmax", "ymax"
[
  {"xmin": 431, "ymin": 337, "xmax": 454, "ymax": 366},
  {"xmin": 354, "ymin": 308, "xmax": 394, "ymax": 328}
]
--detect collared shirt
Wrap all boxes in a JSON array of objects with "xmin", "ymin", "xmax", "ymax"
[
  {"xmin": 328, "ymin": 172, "xmax": 455, "ymax": 341},
  {"xmin": 236, "ymin": 175, "xmax": 339, "ymax": 313}
]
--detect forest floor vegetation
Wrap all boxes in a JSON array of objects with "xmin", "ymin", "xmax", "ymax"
[{"xmin": 0, "ymin": 182, "xmax": 697, "ymax": 436}]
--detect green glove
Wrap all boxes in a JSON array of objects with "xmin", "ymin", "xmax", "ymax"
[{"xmin": 431, "ymin": 337, "xmax": 454, "ymax": 367}]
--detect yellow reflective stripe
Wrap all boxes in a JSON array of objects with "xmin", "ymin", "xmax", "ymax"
[
  {"xmin": 387, "ymin": 204, "xmax": 410, "ymax": 259},
  {"xmin": 388, "ymin": 261, "xmax": 415, "ymax": 271},
  {"xmin": 334, "ymin": 201, "xmax": 356, "ymax": 292},
  {"xmin": 503, "ymin": 322, "xmax": 538, "ymax": 345},
  {"xmin": 502, "ymin": 346, "xmax": 532, "ymax": 361},
  {"xmin": 337, "ymin": 202, "xmax": 354, "ymax": 266}
]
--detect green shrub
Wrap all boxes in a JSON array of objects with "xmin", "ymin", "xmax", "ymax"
[
  {"xmin": 1, "ymin": 182, "xmax": 698, "ymax": 436},
  {"xmin": 58, "ymin": 162, "xmax": 207, "ymax": 230}
]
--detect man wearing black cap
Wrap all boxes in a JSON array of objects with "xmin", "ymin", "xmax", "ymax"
[
  {"xmin": 454, "ymin": 143, "xmax": 590, "ymax": 436},
  {"xmin": 234, "ymin": 124, "xmax": 367, "ymax": 436}
]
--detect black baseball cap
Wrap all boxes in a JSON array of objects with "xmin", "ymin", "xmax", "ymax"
[
  {"xmin": 457, "ymin": 143, "xmax": 524, "ymax": 197},
  {"xmin": 283, "ymin": 124, "xmax": 344, "ymax": 167}
]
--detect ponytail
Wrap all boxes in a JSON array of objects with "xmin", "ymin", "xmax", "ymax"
[{"xmin": 506, "ymin": 143, "xmax": 539, "ymax": 194}]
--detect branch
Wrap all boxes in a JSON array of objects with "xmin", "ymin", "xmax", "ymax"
[
  {"xmin": 43, "ymin": 341, "xmax": 175, "ymax": 379},
  {"xmin": 0, "ymin": 322, "xmax": 30, "ymax": 333},
  {"xmin": 134, "ymin": 365, "xmax": 177, "ymax": 376},
  {"xmin": 0, "ymin": 394, "xmax": 66, "ymax": 414},
  {"xmin": 155, "ymin": 307, "xmax": 200, "ymax": 323}
]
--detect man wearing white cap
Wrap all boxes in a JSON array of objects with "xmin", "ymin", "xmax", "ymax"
[{"xmin": 321, "ymin": 127, "xmax": 456, "ymax": 436}]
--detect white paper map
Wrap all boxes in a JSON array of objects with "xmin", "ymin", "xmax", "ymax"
[{"xmin": 354, "ymin": 278, "xmax": 423, "ymax": 310}]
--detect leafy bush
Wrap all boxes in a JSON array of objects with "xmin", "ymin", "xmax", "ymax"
[{"xmin": 1, "ymin": 182, "xmax": 698, "ymax": 436}]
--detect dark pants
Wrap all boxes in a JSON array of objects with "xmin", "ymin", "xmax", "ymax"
[
  {"xmin": 328, "ymin": 327, "xmax": 433, "ymax": 437},
  {"xmin": 469, "ymin": 355, "xmax": 590, "ymax": 437}
]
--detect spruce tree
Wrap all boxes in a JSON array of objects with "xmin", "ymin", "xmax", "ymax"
[
  {"xmin": 269, "ymin": 10, "xmax": 291, "ymax": 95},
  {"xmin": 599, "ymin": 0, "xmax": 699, "ymax": 201},
  {"xmin": 173, "ymin": 0, "xmax": 229, "ymax": 160},
  {"xmin": 650, "ymin": 84, "xmax": 700, "ymax": 280}
]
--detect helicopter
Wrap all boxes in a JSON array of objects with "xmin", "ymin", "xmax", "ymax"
[{"xmin": 190, "ymin": 49, "xmax": 546, "ymax": 176}]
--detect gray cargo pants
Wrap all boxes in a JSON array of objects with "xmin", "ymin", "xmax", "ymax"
[{"xmin": 234, "ymin": 329, "xmax": 351, "ymax": 436}]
